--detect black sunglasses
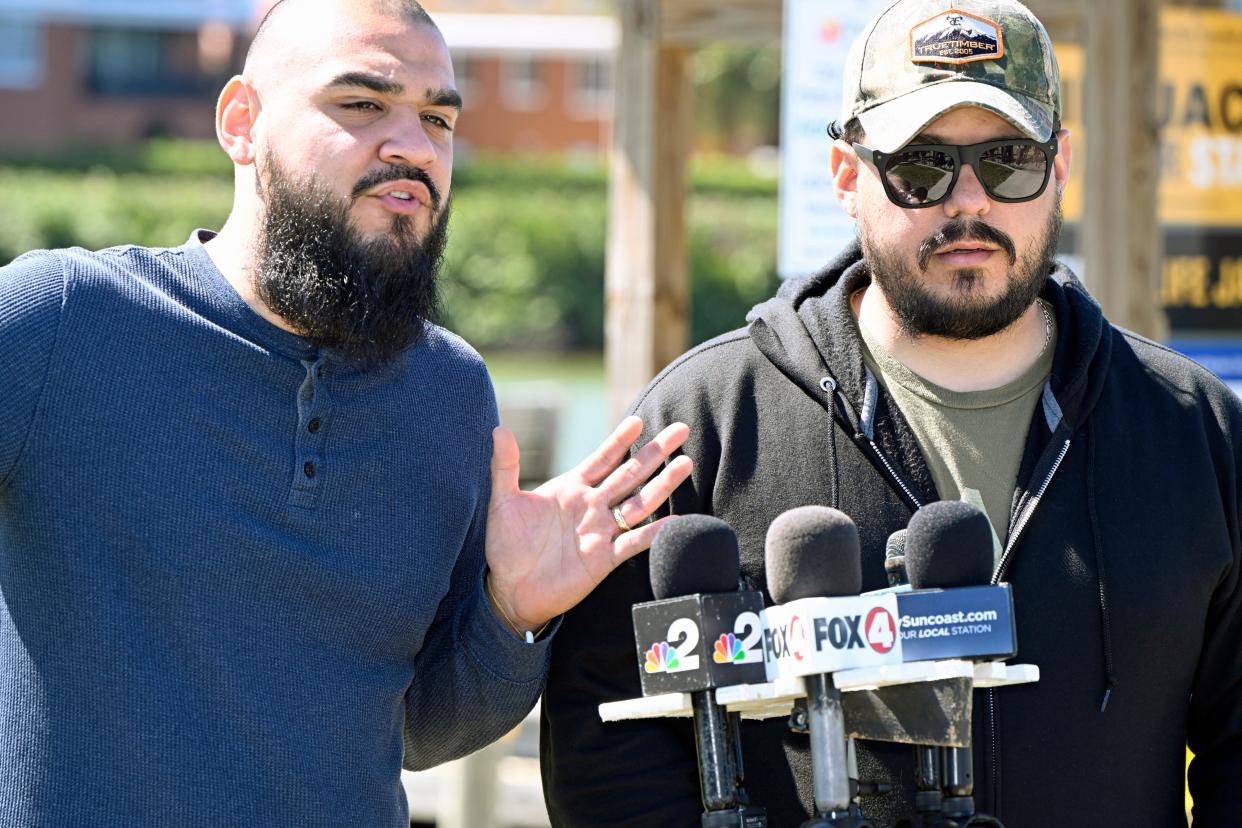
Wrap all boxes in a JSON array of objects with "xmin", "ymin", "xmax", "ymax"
[{"xmin": 852, "ymin": 137, "xmax": 1058, "ymax": 208}]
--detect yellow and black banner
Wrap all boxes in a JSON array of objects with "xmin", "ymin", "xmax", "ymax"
[{"xmin": 1059, "ymin": 8, "xmax": 1242, "ymax": 333}]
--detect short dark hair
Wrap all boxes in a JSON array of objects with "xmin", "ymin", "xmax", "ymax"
[{"xmin": 247, "ymin": 0, "xmax": 437, "ymax": 66}]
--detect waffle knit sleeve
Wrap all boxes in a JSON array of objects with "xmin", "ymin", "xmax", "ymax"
[{"xmin": 401, "ymin": 371, "xmax": 552, "ymax": 769}]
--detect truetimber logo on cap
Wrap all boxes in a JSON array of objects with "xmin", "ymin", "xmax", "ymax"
[{"xmin": 910, "ymin": 9, "xmax": 1004, "ymax": 64}]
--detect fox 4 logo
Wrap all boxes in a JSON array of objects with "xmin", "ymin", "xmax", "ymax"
[{"xmin": 814, "ymin": 607, "xmax": 895, "ymax": 655}]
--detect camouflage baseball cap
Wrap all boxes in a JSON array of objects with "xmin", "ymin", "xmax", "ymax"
[{"xmin": 842, "ymin": 0, "xmax": 1060, "ymax": 153}]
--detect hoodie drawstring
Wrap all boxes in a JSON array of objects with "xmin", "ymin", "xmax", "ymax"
[
  {"xmin": 829, "ymin": 416, "xmax": 841, "ymax": 511},
  {"xmin": 1087, "ymin": 418, "xmax": 1118, "ymax": 712},
  {"xmin": 820, "ymin": 376, "xmax": 842, "ymax": 509}
]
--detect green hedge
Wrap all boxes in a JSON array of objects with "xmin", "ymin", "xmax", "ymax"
[
  {"xmin": 0, "ymin": 168, "xmax": 233, "ymax": 260},
  {"xmin": 0, "ymin": 141, "xmax": 779, "ymax": 198},
  {"xmin": 0, "ymin": 140, "xmax": 234, "ymax": 177},
  {"xmin": 0, "ymin": 148, "xmax": 781, "ymax": 349}
]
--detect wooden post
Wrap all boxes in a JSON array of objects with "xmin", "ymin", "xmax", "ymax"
[
  {"xmin": 605, "ymin": 0, "xmax": 693, "ymax": 421},
  {"xmin": 1081, "ymin": 0, "xmax": 1166, "ymax": 339}
]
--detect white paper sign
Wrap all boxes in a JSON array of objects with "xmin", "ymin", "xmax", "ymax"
[{"xmin": 778, "ymin": 0, "xmax": 890, "ymax": 279}]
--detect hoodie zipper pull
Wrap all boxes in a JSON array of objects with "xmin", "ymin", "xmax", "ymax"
[{"xmin": 819, "ymin": 375, "xmax": 923, "ymax": 512}]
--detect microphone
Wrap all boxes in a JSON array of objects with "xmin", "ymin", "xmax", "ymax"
[
  {"xmin": 650, "ymin": 514, "xmax": 741, "ymax": 600},
  {"xmin": 903, "ymin": 501, "xmax": 993, "ymax": 590},
  {"xmin": 884, "ymin": 529, "xmax": 908, "ymax": 588},
  {"xmin": 898, "ymin": 501, "xmax": 1005, "ymax": 828},
  {"xmin": 766, "ymin": 506, "xmax": 880, "ymax": 828},
  {"xmin": 633, "ymin": 515, "xmax": 768, "ymax": 828},
  {"xmin": 894, "ymin": 500, "xmax": 1017, "ymax": 665}
]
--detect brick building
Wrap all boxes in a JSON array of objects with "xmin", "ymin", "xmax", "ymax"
[
  {"xmin": 0, "ymin": 0, "xmax": 616, "ymax": 156},
  {"xmin": 0, "ymin": 0, "xmax": 252, "ymax": 149},
  {"xmin": 424, "ymin": 0, "xmax": 616, "ymax": 156}
]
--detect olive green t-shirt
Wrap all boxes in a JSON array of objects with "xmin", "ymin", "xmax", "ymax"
[{"xmin": 858, "ymin": 302, "xmax": 1056, "ymax": 556}]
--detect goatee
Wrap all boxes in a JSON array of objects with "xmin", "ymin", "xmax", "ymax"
[
  {"xmin": 253, "ymin": 157, "xmax": 449, "ymax": 369},
  {"xmin": 859, "ymin": 199, "xmax": 1062, "ymax": 341}
]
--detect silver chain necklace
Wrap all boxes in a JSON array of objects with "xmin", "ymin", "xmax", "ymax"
[{"xmin": 1038, "ymin": 300, "xmax": 1053, "ymax": 352}]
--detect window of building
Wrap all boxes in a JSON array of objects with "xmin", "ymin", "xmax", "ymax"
[
  {"xmin": 197, "ymin": 21, "xmax": 235, "ymax": 76},
  {"xmin": 452, "ymin": 53, "xmax": 481, "ymax": 102},
  {"xmin": 87, "ymin": 27, "xmax": 226, "ymax": 97},
  {"xmin": 0, "ymin": 17, "xmax": 44, "ymax": 90},
  {"xmin": 569, "ymin": 57, "xmax": 612, "ymax": 117},
  {"xmin": 502, "ymin": 55, "xmax": 545, "ymax": 111}
]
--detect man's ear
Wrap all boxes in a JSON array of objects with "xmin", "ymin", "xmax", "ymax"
[
  {"xmin": 1053, "ymin": 127, "xmax": 1072, "ymax": 196},
  {"xmin": 216, "ymin": 76, "xmax": 258, "ymax": 166},
  {"xmin": 830, "ymin": 138, "xmax": 861, "ymax": 219}
]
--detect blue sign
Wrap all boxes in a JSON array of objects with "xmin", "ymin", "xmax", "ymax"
[
  {"xmin": 894, "ymin": 584, "xmax": 1017, "ymax": 663},
  {"xmin": 1170, "ymin": 339, "xmax": 1242, "ymax": 381}
]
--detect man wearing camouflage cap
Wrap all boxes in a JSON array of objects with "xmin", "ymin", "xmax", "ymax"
[{"xmin": 542, "ymin": 0, "xmax": 1242, "ymax": 824}]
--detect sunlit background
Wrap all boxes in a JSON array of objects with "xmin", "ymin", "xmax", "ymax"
[{"xmin": 1, "ymin": 0, "xmax": 1235, "ymax": 823}]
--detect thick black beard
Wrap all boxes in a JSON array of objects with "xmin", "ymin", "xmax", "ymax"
[
  {"xmin": 253, "ymin": 159, "xmax": 449, "ymax": 369},
  {"xmin": 860, "ymin": 201, "xmax": 1062, "ymax": 341}
]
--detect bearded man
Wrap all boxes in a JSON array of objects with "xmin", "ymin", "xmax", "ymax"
[
  {"xmin": 542, "ymin": 1, "xmax": 1242, "ymax": 825},
  {"xmin": 0, "ymin": 1, "xmax": 692, "ymax": 824}
]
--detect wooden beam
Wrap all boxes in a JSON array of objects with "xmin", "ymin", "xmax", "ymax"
[
  {"xmin": 657, "ymin": 0, "xmax": 782, "ymax": 45},
  {"xmin": 1081, "ymin": 0, "xmax": 1166, "ymax": 339},
  {"xmin": 605, "ymin": 0, "xmax": 693, "ymax": 421}
]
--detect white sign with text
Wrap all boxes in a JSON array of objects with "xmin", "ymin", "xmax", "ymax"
[{"xmin": 778, "ymin": 0, "xmax": 888, "ymax": 279}]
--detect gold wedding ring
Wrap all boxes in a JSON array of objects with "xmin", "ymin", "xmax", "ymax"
[{"xmin": 612, "ymin": 506, "xmax": 632, "ymax": 533}]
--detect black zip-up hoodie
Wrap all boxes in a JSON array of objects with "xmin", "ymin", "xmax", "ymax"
[{"xmin": 542, "ymin": 243, "xmax": 1242, "ymax": 827}]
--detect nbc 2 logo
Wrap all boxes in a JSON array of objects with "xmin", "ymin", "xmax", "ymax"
[
  {"xmin": 644, "ymin": 618, "xmax": 700, "ymax": 674},
  {"xmin": 644, "ymin": 612, "xmax": 764, "ymax": 674},
  {"xmin": 712, "ymin": 611, "xmax": 763, "ymax": 665}
]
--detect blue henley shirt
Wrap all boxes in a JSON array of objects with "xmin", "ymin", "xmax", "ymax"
[{"xmin": 0, "ymin": 234, "xmax": 550, "ymax": 826}]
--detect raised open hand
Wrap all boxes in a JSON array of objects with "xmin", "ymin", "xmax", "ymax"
[{"xmin": 484, "ymin": 416, "xmax": 693, "ymax": 635}]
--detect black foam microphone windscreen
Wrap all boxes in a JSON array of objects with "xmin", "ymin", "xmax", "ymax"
[
  {"xmin": 904, "ymin": 500, "xmax": 994, "ymax": 589},
  {"xmin": 765, "ymin": 505, "xmax": 861, "ymax": 604},
  {"xmin": 649, "ymin": 514, "xmax": 741, "ymax": 600}
]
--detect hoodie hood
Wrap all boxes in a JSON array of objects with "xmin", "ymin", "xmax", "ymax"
[{"xmin": 748, "ymin": 238, "xmax": 1121, "ymax": 710}]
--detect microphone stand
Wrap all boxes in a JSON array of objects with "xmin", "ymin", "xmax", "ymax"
[
  {"xmin": 897, "ymin": 745, "xmax": 1003, "ymax": 827},
  {"xmin": 884, "ymin": 535, "xmax": 1001, "ymax": 828},
  {"xmin": 938, "ymin": 746, "xmax": 1002, "ymax": 827},
  {"xmin": 695, "ymin": 694, "xmax": 767, "ymax": 828},
  {"xmin": 799, "ymin": 675, "xmax": 874, "ymax": 828},
  {"xmin": 909, "ymin": 744, "xmax": 946, "ymax": 826}
]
